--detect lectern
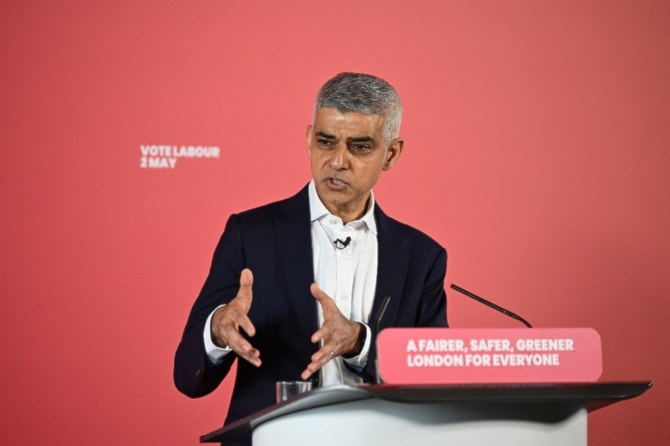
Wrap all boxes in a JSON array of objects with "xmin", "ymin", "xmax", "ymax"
[{"xmin": 200, "ymin": 382, "xmax": 651, "ymax": 445}]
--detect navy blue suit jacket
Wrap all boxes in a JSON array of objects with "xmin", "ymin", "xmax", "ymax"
[{"xmin": 174, "ymin": 185, "xmax": 447, "ymax": 434}]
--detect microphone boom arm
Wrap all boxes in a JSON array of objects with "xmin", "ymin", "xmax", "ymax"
[{"xmin": 450, "ymin": 283, "xmax": 533, "ymax": 328}]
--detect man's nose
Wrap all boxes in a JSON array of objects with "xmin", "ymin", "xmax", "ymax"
[{"xmin": 329, "ymin": 144, "xmax": 349, "ymax": 170}]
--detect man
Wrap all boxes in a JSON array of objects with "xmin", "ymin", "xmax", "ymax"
[{"xmin": 174, "ymin": 72, "xmax": 448, "ymax": 438}]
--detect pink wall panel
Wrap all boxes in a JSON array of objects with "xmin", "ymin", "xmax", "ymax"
[{"xmin": 2, "ymin": 1, "xmax": 668, "ymax": 444}]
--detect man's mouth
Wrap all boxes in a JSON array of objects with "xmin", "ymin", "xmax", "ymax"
[{"xmin": 326, "ymin": 177, "xmax": 347, "ymax": 190}]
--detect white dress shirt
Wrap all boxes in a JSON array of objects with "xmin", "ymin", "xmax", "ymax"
[{"xmin": 308, "ymin": 181, "xmax": 377, "ymax": 386}]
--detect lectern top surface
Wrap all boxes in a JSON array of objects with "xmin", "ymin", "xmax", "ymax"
[{"xmin": 200, "ymin": 381, "xmax": 652, "ymax": 443}]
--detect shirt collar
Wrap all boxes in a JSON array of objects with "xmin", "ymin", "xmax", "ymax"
[{"xmin": 308, "ymin": 180, "xmax": 378, "ymax": 235}]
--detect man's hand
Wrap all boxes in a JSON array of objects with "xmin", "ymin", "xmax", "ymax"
[
  {"xmin": 210, "ymin": 268, "xmax": 261, "ymax": 367},
  {"xmin": 301, "ymin": 283, "xmax": 364, "ymax": 380}
]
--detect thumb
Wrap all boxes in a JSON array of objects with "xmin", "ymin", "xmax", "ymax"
[
  {"xmin": 310, "ymin": 282, "xmax": 325, "ymax": 301},
  {"xmin": 237, "ymin": 268, "xmax": 254, "ymax": 309},
  {"xmin": 310, "ymin": 282, "xmax": 334, "ymax": 310}
]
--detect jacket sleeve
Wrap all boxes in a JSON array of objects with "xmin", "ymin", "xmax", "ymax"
[
  {"xmin": 173, "ymin": 214, "xmax": 245, "ymax": 398},
  {"xmin": 416, "ymin": 245, "xmax": 448, "ymax": 327}
]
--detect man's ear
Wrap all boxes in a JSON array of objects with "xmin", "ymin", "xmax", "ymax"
[{"xmin": 383, "ymin": 138, "xmax": 404, "ymax": 171}]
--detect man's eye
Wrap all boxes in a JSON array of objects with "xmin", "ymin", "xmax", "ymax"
[
  {"xmin": 318, "ymin": 139, "xmax": 333, "ymax": 147},
  {"xmin": 351, "ymin": 143, "xmax": 371, "ymax": 152}
]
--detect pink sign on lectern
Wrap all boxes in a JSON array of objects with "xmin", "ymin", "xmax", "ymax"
[{"xmin": 377, "ymin": 328, "xmax": 602, "ymax": 384}]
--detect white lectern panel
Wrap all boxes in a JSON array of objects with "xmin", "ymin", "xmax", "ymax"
[{"xmin": 253, "ymin": 398, "xmax": 587, "ymax": 446}]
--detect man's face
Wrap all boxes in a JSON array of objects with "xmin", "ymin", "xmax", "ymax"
[{"xmin": 307, "ymin": 107, "xmax": 403, "ymax": 223}]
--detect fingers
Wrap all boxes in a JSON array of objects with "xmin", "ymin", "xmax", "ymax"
[
  {"xmin": 210, "ymin": 268, "xmax": 261, "ymax": 367},
  {"xmin": 309, "ymin": 283, "xmax": 337, "ymax": 343},
  {"xmin": 301, "ymin": 347, "xmax": 336, "ymax": 380},
  {"xmin": 301, "ymin": 282, "xmax": 361, "ymax": 379},
  {"xmin": 236, "ymin": 268, "xmax": 255, "ymax": 337},
  {"xmin": 211, "ymin": 304, "xmax": 261, "ymax": 367}
]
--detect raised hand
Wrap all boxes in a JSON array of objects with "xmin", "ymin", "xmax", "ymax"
[
  {"xmin": 210, "ymin": 268, "xmax": 261, "ymax": 367},
  {"xmin": 301, "ymin": 283, "xmax": 364, "ymax": 380}
]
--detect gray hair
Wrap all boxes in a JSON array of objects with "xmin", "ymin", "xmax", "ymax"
[{"xmin": 314, "ymin": 72, "xmax": 403, "ymax": 143}]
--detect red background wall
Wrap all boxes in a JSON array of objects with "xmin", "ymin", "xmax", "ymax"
[{"xmin": 2, "ymin": 1, "xmax": 668, "ymax": 444}]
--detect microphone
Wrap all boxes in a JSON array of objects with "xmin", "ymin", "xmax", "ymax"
[
  {"xmin": 450, "ymin": 284, "xmax": 533, "ymax": 328},
  {"xmin": 334, "ymin": 237, "xmax": 351, "ymax": 249},
  {"xmin": 373, "ymin": 296, "xmax": 391, "ymax": 384},
  {"xmin": 374, "ymin": 296, "xmax": 391, "ymax": 336}
]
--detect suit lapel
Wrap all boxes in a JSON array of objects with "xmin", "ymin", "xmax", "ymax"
[
  {"xmin": 273, "ymin": 186, "xmax": 318, "ymax": 336},
  {"xmin": 371, "ymin": 205, "xmax": 409, "ymax": 330}
]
